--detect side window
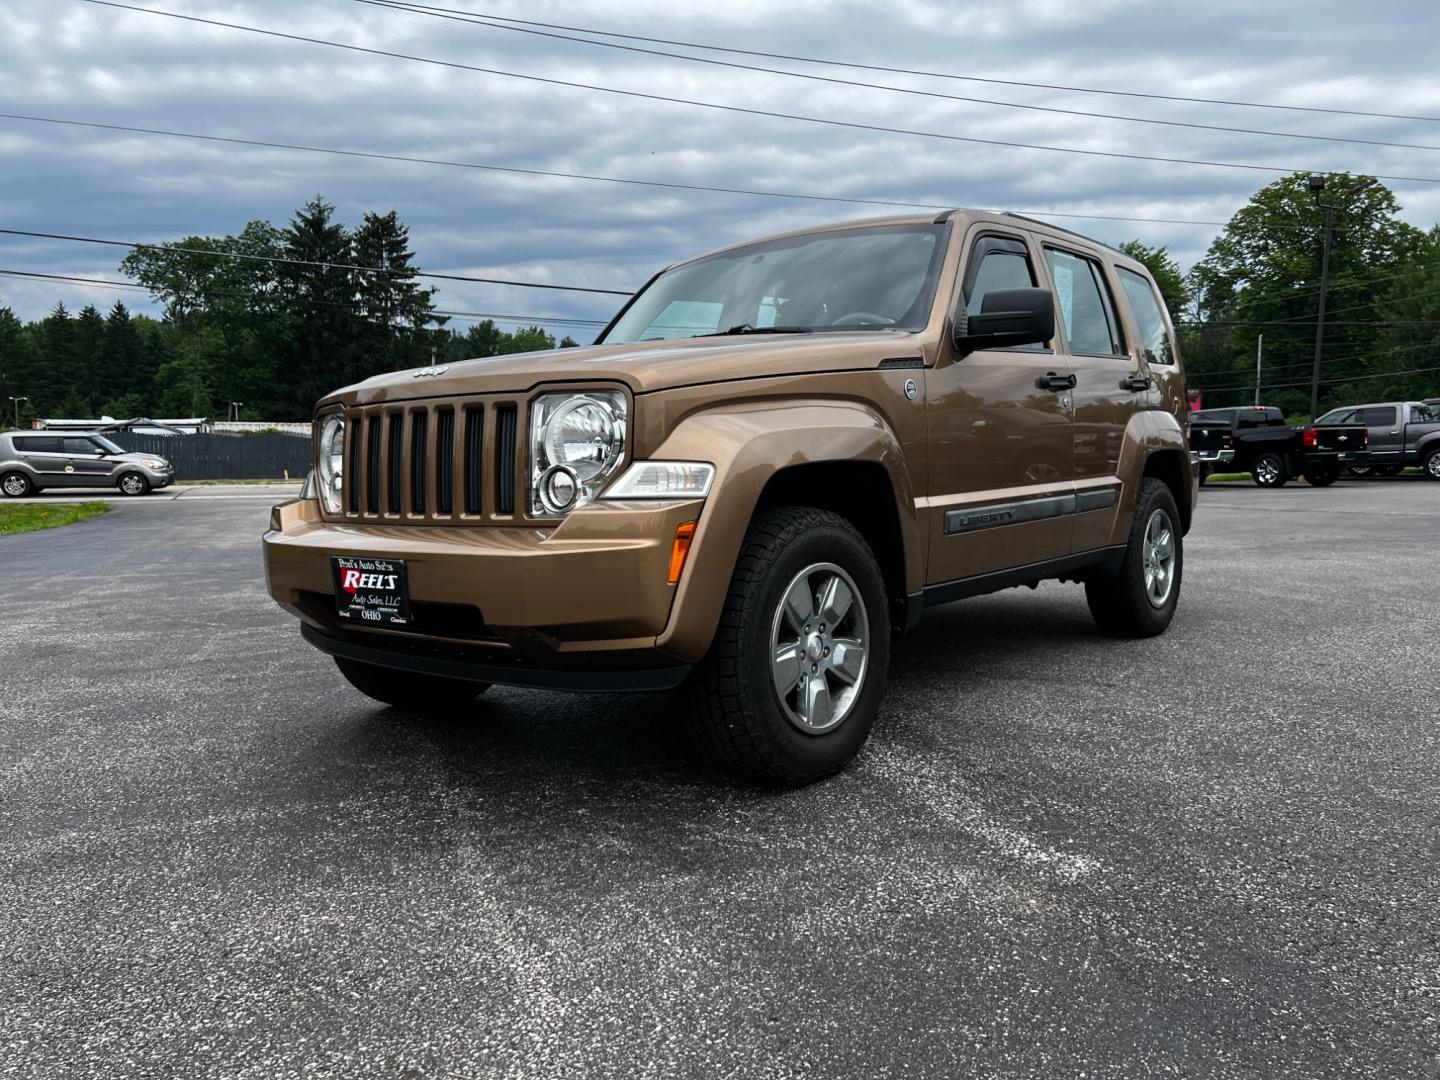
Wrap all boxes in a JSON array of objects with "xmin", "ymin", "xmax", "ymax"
[
  {"xmin": 1360, "ymin": 406, "xmax": 1397, "ymax": 427},
  {"xmin": 1117, "ymin": 267, "xmax": 1174, "ymax": 365},
  {"xmin": 1318, "ymin": 408, "xmax": 1357, "ymax": 426},
  {"xmin": 15, "ymin": 436, "xmax": 63, "ymax": 453},
  {"xmin": 1045, "ymin": 248, "xmax": 1124, "ymax": 356},
  {"xmin": 63, "ymin": 437, "xmax": 102, "ymax": 455},
  {"xmin": 962, "ymin": 235, "xmax": 1043, "ymax": 352}
]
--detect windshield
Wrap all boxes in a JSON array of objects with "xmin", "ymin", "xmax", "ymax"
[
  {"xmin": 93, "ymin": 435, "xmax": 127, "ymax": 454},
  {"xmin": 601, "ymin": 224, "xmax": 947, "ymax": 344}
]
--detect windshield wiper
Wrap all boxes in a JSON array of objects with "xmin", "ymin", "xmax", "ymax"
[{"xmin": 699, "ymin": 323, "xmax": 814, "ymax": 337}]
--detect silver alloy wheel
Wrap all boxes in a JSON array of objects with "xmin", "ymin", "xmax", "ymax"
[
  {"xmin": 1428, "ymin": 453, "xmax": 1440, "ymax": 479},
  {"xmin": 1255, "ymin": 457, "xmax": 1281, "ymax": 484},
  {"xmin": 119, "ymin": 474, "xmax": 145, "ymax": 495},
  {"xmin": 1141, "ymin": 508, "xmax": 1177, "ymax": 609},
  {"xmin": 769, "ymin": 562, "xmax": 869, "ymax": 735},
  {"xmin": 3, "ymin": 474, "xmax": 27, "ymax": 496}
]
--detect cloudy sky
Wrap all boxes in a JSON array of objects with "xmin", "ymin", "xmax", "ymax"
[{"xmin": 3, "ymin": 0, "xmax": 1440, "ymax": 336}]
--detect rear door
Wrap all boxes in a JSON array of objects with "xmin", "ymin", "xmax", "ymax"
[
  {"xmin": 12, "ymin": 435, "xmax": 68, "ymax": 485},
  {"xmin": 1359, "ymin": 405, "xmax": 1402, "ymax": 465},
  {"xmin": 1040, "ymin": 244, "xmax": 1135, "ymax": 553}
]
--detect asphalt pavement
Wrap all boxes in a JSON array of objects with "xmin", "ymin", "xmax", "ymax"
[{"xmin": 2, "ymin": 478, "xmax": 1437, "ymax": 1078}]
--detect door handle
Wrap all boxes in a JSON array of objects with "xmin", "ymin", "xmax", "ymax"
[
  {"xmin": 1036, "ymin": 372, "xmax": 1077, "ymax": 391},
  {"xmin": 1121, "ymin": 374, "xmax": 1153, "ymax": 392}
]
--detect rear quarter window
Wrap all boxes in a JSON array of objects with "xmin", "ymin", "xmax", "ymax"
[{"xmin": 1116, "ymin": 267, "xmax": 1175, "ymax": 365}]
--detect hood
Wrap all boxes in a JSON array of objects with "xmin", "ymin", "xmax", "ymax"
[
  {"xmin": 115, "ymin": 451, "xmax": 164, "ymax": 463},
  {"xmin": 324, "ymin": 331, "xmax": 927, "ymax": 407}
]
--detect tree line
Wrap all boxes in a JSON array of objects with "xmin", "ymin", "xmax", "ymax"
[
  {"xmin": 0, "ymin": 196, "xmax": 578, "ymax": 424},
  {"xmin": 2, "ymin": 178, "xmax": 1438, "ymax": 426}
]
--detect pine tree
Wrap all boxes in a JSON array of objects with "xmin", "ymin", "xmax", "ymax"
[
  {"xmin": 73, "ymin": 304, "xmax": 107, "ymax": 414},
  {"xmin": 100, "ymin": 301, "xmax": 145, "ymax": 414},
  {"xmin": 352, "ymin": 210, "xmax": 440, "ymax": 375},
  {"xmin": 281, "ymin": 196, "xmax": 354, "ymax": 409}
]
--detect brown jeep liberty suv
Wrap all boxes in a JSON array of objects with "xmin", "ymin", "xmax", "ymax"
[{"xmin": 264, "ymin": 210, "xmax": 1196, "ymax": 785}]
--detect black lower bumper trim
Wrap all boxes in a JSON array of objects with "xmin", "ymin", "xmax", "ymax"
[{"xmin": 300, "ymin": 623, "xmax": 691, "ymax": 693}]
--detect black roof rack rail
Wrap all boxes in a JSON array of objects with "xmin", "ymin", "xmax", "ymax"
[
  {"xmin": 932, "ymin": 208, "xmax": 961, "ymax": 224},
  {"xmin": 1000, "ymin": 212, "xmax": 1128, "ymax": 258}
]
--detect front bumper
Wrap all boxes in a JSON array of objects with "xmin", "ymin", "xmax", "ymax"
[{"xmin": 263, "ymin": 496, "xmax": 705, "ymax": 678}]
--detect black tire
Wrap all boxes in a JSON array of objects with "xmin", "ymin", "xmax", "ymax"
[
  {"xmin": 1424, "ymin": 447, "xmax": 1440, "ymax": 482},
  {"xmin": 1197, "ymin": 466, "xmax": 1209, "ymax": 487},
  {"xmin": 1303, "ymin": 465, "xmax": 1340, "ymax": 487},
  {"xmin": 1347, "ymin": 464, "xmax": 1374, "ymax": 478},
  {"xmin": 334, "ymin": 656, "xmax": 490, "ymax": 710},
  {"xmin": 116, "ymin": 472, "xmax": 150, "ymax": 496},
  {"xmin": 1085, "ymin": 478, "xmax": 1182, "ymax": 639},
  {"xmin": 687, "ymin": 507, "xmax": 891, "ymax": 787},
  {"xmin": 1251, "ymin": 453, "xmax": 1289, "ymax": 487},
  {"xmin": 1, "ymin": 471, "xmax": 34, "ymax": 498}
]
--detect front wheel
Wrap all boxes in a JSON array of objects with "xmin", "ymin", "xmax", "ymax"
[
  {"xmin": 1085, "ymin": 478, "xmax": 1182, "ymax": 638},
  {"xmin": 334, "ymin": 656, "xmax": 490, "ymax": 710},
  {"xmin": 1, "ymin": 471, "xmax": 33, "ymax": 498},
  {"xmin": 117, "ymin": 472, "xmax": 150, "ymax": 496},
  {"xmin": 1252, "ymin": 453, "xmax": 1289, "ymax": 487},
  {"xmin": 1424, "ymin": 447, "xmax": 1440, "ymax": 481},
  {"xmin": 687, "ymin": 507, "xmax": 891, "ymax": 786}
]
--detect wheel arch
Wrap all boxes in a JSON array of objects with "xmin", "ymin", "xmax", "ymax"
[
  {"xmin": 648, "ymin": 399, "xmax": 920, "ymax": 662},
  {"xmin": 1114, "ymin": 409, "xmax": 1195, "ymax": 539}
]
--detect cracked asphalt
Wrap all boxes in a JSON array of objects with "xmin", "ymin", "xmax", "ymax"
[{"xmin": 2, "ymin": 477, "xmax": 1437, "ymax": 1078}]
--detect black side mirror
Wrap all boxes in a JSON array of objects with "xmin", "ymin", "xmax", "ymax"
[{"xmin": 954, "ymin": 287, "xmax": 1055, "ymax": 353}]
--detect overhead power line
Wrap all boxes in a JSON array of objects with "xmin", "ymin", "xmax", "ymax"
[
  {"xmin": 0, "ymin": 226, "xmax": 628, "ymax": 298},
  {"xmin": 358, "ymin": 0, "xmax": 1440, "ymax": 155},
  {"xmin": 381, "ymin": 2, "xmax": 1440, "ymax": 126},
  {"xmin": 0, "ymin": 112, "xmax": 1322, "ymax": 234},
  {"xmin": 0, "ymin": 268, "xmax": 607, "ymax": 327},
  {"xmin": 71, "ymin": 0, "xmax": 1440, "ymax": 185},
  {"xmin": 1191, "ymin": 363, "xmax": 1440, "ymax": 394}
]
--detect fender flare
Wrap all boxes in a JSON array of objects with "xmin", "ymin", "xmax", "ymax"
[
  {"xmin": 1113, "ymin": 409, "xmax": 1194, "ymax": 540},
  {"xmin": 647, "ymin": 399, "xmax": 919, "ymax": 662}
]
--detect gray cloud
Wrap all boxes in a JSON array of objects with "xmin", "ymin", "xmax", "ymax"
[{"xmin": 2, "ymin": 0, "xmax": 1438, "ymax": 330}]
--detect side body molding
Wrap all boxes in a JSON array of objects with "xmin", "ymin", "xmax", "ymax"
[{"xmin": 645, "ymin": 400, "xmax": 922, "ymax": 662}]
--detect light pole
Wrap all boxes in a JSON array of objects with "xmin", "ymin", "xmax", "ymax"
[
  {"xmin": 1309, "ymin": 175, "xmax": 1378, "ymax": 420},
  {"xmin": 8, "ymin": 395, "xmax": 28, "ymax": 429},
  {"xmin": 229, "ymin": 401, "xmax": 244, "ymax": 422}
]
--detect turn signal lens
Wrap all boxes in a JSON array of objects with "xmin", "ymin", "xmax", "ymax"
[{"xmin": 667, "ymin": 520, "xmax": 697, "ymax": 585}]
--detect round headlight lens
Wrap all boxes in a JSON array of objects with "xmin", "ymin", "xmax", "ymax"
[
  {"xmin": 542, "ymin": 396, "xmax": 623, "ymax": 482},
  {"xmin": 317, "ymin": 413, "xmax": 345, "ymax": 512}
]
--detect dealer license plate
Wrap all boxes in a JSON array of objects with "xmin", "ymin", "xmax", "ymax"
[{"xmin": 332, "ymin": 556, "xmax": 411, "ymax": 626}]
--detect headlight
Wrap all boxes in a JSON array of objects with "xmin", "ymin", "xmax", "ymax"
[
  {"xmin": 140, "ymin": 459, "xmax": 165, "ymax": 469},
  {"xmin": 529, "ymin": 391, "xmax": 627, "ymax": 515},
  {"xmin": 316, "ymin": 413, "xmax": 345, "ymax": 513},
  {"xmin": 603, "ymin": 461, "xmax": 714, "ymax": 501}
]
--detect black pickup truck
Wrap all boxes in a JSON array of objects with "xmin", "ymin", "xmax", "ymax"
[{"xmin": 1189, "ymin": 405, "xmax": 1369, "ymax": 487}]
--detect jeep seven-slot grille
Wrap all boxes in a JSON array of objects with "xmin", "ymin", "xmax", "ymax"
[{"xmin": 336, "ymin": 398, "xmax": 522, "ymax": 524}]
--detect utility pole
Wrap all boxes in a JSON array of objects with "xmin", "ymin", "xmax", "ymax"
[
  {"xmin": 1308, "ymin": 175, "xmax": 1377, "ymax": 421},
  {"xmin": 1255, "ymin": 334, "xmax": 1263, "ymax": 406}
]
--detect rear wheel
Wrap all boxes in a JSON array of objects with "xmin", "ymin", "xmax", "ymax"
[
  {"xmin": 334, "ymin": 656, "xmax": 490, "ymax": 710},
  {"xmin": 1303, "ymin": 464, "xmax": 1340, "ymax": 487},
  {"xmin": 1, "ymin": 471, "xmax": 33, "ymax": 498},
  {"xmin": 117, "ymin": 472, "xmax": 150, "ymax": 496},
  {"xmin": 688, "ymin": 507, "xmax": 890, "ymax": 786},
  {"xmin": 1424, "ymin": 447, "xmax": 1440, "ymax": 481},
  {"xmin": 1252, "ymin": 453, "xmax": 1289, "ymax": 487},
  {"xmin": 1085, "ymin": 478, "xmax": 1182, "ymax": 638}
]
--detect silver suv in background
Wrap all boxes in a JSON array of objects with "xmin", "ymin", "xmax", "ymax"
[{"xmin": 0, "ymin": 431, "xmax": 175, "ymax": 497}]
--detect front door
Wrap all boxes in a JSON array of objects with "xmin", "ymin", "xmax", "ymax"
[
  {"xmin": 926, "ymin": 228, "xmax": 1074, "ymax": 585},
  {"xmin": 61, "ymin": 437, "xmax": 117, "ymax": 486}
]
